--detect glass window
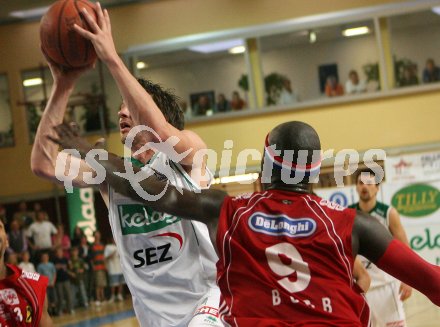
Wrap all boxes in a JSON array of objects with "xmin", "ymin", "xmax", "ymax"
[
  {"xmin": 259, "ymin": 19, "xmax": 380, "ymax": 106},
  {"xmin": 390, "ymin": 10, "xmax": 440, "ymax": 88},
  {"xmin": 21, "ymin": 62, "xmax": 119, "ymax": 142},
  {"xmin": 132, "ymin": 39, "xmax": 248, "ymax": 120},
  {"xmin": 0, "ymin": 74, "xmax": 14, "ymax": 147}
]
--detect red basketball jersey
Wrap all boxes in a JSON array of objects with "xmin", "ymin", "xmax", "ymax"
[
  {"xmin": 216, "ymin": 190, "xmax": 370, "ymax": 327},
  {"xmin": 0, "ymin": 264, "xmax": 48, "ymax": 327}
]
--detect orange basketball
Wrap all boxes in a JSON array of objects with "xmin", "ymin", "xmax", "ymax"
[{"xmin": 40, "ymin": 0, "xmax": 98, "ymax": 69}]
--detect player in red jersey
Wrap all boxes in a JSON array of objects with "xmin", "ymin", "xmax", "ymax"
[
  {"xmin": 0, "ymin": 220, "xmax": 53, "ymax": 327},
  {"xmin": 49, "ymin": 121, "xmax": 440, "ymax": 327}
]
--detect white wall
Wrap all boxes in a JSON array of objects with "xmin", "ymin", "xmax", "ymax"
[
  {"xmin": 261, "ymin": 34, "xmax": 379, "ymax": 100},
  {"xmin": 138, "ymin": 54, "xmax": 247, "ymax": 109}
]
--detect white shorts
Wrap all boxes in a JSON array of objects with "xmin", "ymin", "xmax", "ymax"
[
  {"xmin": 366, "ymin": 281, "xmax": 406, "ymax": 327},
  {"xmin": 188, "ymin": 287, "xmax": 223, "ymax": 327}
]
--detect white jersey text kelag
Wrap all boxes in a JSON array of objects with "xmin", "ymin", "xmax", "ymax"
[{"xmin": 108, "ymin": 152, "xmax": 219, "ymax": 327}]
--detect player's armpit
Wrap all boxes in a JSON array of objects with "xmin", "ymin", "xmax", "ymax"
[{"xmin": 376, "ymin": 239, "xmax": 440, "ymax": 306}]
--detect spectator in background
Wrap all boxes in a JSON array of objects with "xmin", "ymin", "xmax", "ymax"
[
  {"xmin": 7, "ymin": 219, "xmax": 27, "ymax": 256},
  {"xmin": 345, "ymin": 70, "xmax": 367, "ymax": 94},
  {"xmin": 37, "ymin": 252, "xmax": 58, "ymax": 316},
  {"xmin": 90, "ymin": 231, "xmax": 107, "ymax": 306},
  {"xmin": 194, "ymin": 95, "xmax": 213, "ymax": 116},
  {"xmin": 105, "ymin": 237, "xmax": 125, "ymax": 302},
  {"xmin": 215, "ymin": 93, "xmax": 231, "ymax": 113},
  {"xmin": 54, "ymin": 247, "xmax": 74, "ymax": 314},
  {"xmin": 277, "ymin": 78, "xmax": 299, "ymax": 105},
  {"xmin": 399, "ymin": 65, "xmax": 419, "ymax": 87},
  {"xmin": 78, "ymin": 235, "xmax": 93, "ymax": 302},
  {"xmin": 18, "ymin": 250, "xmax": 36, "ymax": 273},
  {"xmin": 0, "ymin": 204, "xmax": 7, "ymax": 226},
  {"xmin": 325, "ymin": 75, "xmax": 344, "ymax": 97},
  {"xmin": 26, "ymin": 211, "xmax": 57, "ymax": 262},
  {"xmin": 231, "ymin": 91, "xmax": 246, "ymax": 110},
  {"xmin": 422, "ymin": 58, "xmax": 440, "ymax": 83},
  {"xmin": 71, "ymin": 225, "xmax": 85, "ymax": 248},
  {"xmin": 69, "ymin": 246, "xmax": 89, "ymax": 308},
  {"xmin": 52, "ymin": 224, "xmax": 71, "ymax": 259},
  {"xmin": 13, "ymin": 201, "xmax": 35, "ymax": 229},
  {"xmin": 6, "ymin": 252, "xmax": 18, "ymax": 266}
]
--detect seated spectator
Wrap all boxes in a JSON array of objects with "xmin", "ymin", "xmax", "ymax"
[
  {"xmin": 37, "ymin": 252, "xmax": 58, "ymax": 316},
  {"xmin": 325, "ymin": 76, "xmax": 344, "ymax": 97},
  {"xmin": 399, "ymin": 65, "xmax": 419, "ymax": 87},
  {"xmin": 231, "ymin": 91, "xmax": 246, "ymax": 110},
  {"xmin": 215, "ymin": 93, "xmax": 231, "ymax": 113},
  {"xmin": 18, "ymin": 250, "xmax": 36, "ymax": 273},
  {"xmin": 345, "ymin": 70, "xmax": 366, "ymax": 94},
  {"xmin": 422, "ymin": 58, "xmax": 440, "ymax": 83},
  {"xmin": 194, "ymin": 95, "xmax": 214, "ymax": 116},
  {"xmin": 7, "ymin": 219, "xmax": 27, "ymax": 256},
  {"xmin": 277, "ymin": 78, "xmax": 299, "ymax": 105}
]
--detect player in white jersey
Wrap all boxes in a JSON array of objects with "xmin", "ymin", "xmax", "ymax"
[
  {"xmin": 350, "ymin": 168, "xmax": 412, "ymax": 327},
  {"xmin": 31, "ymin": 3, "xmax": 222, "ymax": 326}
]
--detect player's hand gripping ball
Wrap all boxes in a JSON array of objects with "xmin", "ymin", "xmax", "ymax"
[{"xmin": 40, "ymin": 0, "xmax": 98, "ymax": 68}]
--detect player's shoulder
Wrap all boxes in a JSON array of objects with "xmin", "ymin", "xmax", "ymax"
[
  {"xmin": 21, "ymin": 269, "xmax": 46, "ymax": 283},
  {"xmin": 309, "ymin": 194, "xmax": 355, "ymax": 216},
  {"xmin": 222, "ymin": 191, "xmax": 262, "ymax": 210}
]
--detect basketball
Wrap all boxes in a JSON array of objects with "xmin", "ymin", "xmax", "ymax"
[{"xmin": 40, "ymin": 0, "xmax": 98, "ymax": 69}]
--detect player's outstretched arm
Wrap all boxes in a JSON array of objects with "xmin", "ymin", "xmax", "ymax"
[
  {"xmin": 30, "ymin": 60, "xmax": 96, "ymax": 188},
  {"xmin": 74, "ymin": 4, "xmax": 206, "ymax": 167},
  {"xmin": 353, "ymin": 212, "xmax": 440, "ymax": 306},
  {"xmin": 49, "ymin": 123, "xmax": 227, "ymax": 228}
]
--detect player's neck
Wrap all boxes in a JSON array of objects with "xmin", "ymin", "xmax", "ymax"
[
  {"xmin": 131, "ymin": 147, "xmax": 154, "ymax": 164},
  {"xmin": 359, "ymin": 198, "xmax": 377, "ymax": 213},
  {"xmin": 267, "ymin": 181, "xmax": 312, "ymax": 194}
]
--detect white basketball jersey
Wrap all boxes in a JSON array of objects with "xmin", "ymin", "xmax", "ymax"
[
  {"xmin": 357, "ymin": 202, "xmax": 396, "ymax": 288},
  {"xmin": 108, "ymin": 152, "xmax": 219, "ymax": 327}
]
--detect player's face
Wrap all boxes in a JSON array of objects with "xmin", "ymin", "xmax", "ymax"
[
  {"xmin": 356, "ymin": 174, "xmax": 379, "ymax": 202},
  {"xmin": 118, "ymin": 102, "xmax": 154, "ymax": 148},
  {"xmin": 0, "ymin": 221, "xmax": 8, "ymax": 259},
  {"xmin": 118, "ymin": 102, "xmax": 134, "ymax": 143}
]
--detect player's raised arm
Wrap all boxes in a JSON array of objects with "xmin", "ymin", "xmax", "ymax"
[
  {"xmin": 30, "ymin": 61, "xmax": 110, "ymax": 206},
  {"xmin": 73, "ymin": 3, "xmax": 206, "ymax": 167},
  {"xmin": 353, "ymin": 211, "xmax": 440, "ymax": 306}
]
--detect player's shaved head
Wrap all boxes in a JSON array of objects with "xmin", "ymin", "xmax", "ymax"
[
  {"xmin": 267, "ymin": 121, "xmax": 321, "ymax": 152},
  {"xmin": 263, "ymin": 121, "xmax": 321, "ymax": 188}
]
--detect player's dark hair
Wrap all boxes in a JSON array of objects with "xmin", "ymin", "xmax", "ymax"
[
  {"xmin": 266, "ymin": 121, "xmax": 321, "ymax": 184},
  {"xmin": 355, "ymin": 168, "xmax": 381, "ymax": 184},
  {"xmin": 137, "ymin": 78, "xmax": 184, "ymax": 130}
]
